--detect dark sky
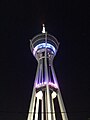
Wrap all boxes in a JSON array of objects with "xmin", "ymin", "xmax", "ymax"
[{"xmin": 0, "ymin": 0, "xmax": 89, "ymax": 120}]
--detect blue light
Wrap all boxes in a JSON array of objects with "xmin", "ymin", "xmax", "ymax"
[{"xmin": 33, "ymin": 43, "xmax": 56, "ymax": 55}]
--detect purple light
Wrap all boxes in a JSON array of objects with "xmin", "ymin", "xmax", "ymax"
[
  {"xmin": 48, "ymin": 82, "xmax": 58, "ymax": 88},
  {"xmin": 35, "ymin": 81, "xmax": 58, "ymax": 88}
]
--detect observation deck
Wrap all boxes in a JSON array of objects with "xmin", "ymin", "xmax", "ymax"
[{"xmin": 30, "ymin": 25, "xmax": 59, "ymax": 59}]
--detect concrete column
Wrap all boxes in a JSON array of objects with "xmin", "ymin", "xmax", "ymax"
[
  {"xmin": 35, "ymin": 98, "xmax": 39, "ymax": 120},
  {"xmin": 42, "ymin": 96, "xmax": 44, "ymax": 120},
  {"xmin": 52, "ymin": 98, "xmax": 56, "ymax": 120},
  {"xmin": 27, "ymin": 88, "xmax": 36, "ymax": 120},
  {"xmin": 57, "ymin": 90, "xmax": 68, "ymax": 120}
]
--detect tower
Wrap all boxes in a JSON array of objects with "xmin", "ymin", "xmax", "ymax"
[{"xmin": 27, "ymin": 25, "xmax": 68, "ymax": 120}]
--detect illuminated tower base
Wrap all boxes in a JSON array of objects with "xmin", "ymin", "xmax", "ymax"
[{"xmin": 27, "ymin": 25, "xmax": 68, "ymax": 120}]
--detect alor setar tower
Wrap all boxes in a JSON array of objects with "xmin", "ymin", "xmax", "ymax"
[{"xmin": 27, "ymin": 25, "xmax": 68, "ymax": 120}]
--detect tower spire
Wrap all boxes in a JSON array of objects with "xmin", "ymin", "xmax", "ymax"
[{"xmin": 42, "ymin": 24, "xmax": 46, "ymax": 33}]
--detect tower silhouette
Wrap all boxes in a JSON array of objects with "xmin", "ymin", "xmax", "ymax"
[{"xmin": 27, "ymin": 25, "xmax": 68, "ymax": 120}]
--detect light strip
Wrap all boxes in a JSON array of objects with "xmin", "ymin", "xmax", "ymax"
[
  {"xmin": 35, "ymin": 82, "xmax": 58, "ymax": 89},
  {"xmin": 33, "ymin": 43, "xmax": 56, "ymax": 55}
]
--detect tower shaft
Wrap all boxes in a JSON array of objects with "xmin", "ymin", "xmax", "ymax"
[{"xmin": 27, "ymin": 30, "xmax": 68, "ymax": 120}]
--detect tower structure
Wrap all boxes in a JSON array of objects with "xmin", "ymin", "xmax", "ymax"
[{"xmin": 27, "ymin": 25, "xmax": 68, "ymax": 120}]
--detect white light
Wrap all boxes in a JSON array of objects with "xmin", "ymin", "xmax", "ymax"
[
  {"xmin": 42, "ymin": 24, "xmax": 45, "ymax": 33},
  {"xmin": 52, "ymin": 91, "xmax": 57, "ymax": 99},
  {"xmin": 36, "ymin": 91, "xmax": 43, "ymax": 100},
  {"xmin": 33, "ymin": 43, "xmax": 56, "ymax": 55},
  {"xmin": 44, "ymin": 82, "xmax": 46, "ymax": 84}
]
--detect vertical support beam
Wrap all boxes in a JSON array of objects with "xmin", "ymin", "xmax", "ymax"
[
  {"xmin": 39, "ymin": 60, "xmax": 42, "ymax": 84},
  {"xmin": 35, "ymin": 98, "xmax": 39, "ymax": 120},
  {"xmin": 52, "ymin": 98, "xmax": 56, "ymax": 120},
  {"xmin": 46, "ymin": 86, "xmax": 52, "ymax": 120},
  {"xmin": 51, "ymin": 63, "xmax": 68, "ymax": 120},
  {"xmin": 44, "ymin": 32, "xmax": 48, "ymax": 84},
  {"xmin": 44, "ymin": 32, "xmax": 52, "ymax": 120},
  {"xmin": 41, "ymin": 58, "xmax": 43, "ymax": 84},
  {"xmin": 27, "ymin": 88, "xmax": 36, "ymax": 120},
  {"xmin": 45, "ymin": 91, "xmax": 48, "ymax": 120},
  {"xmin": 51, "ymin": 64, "xmax": 59, "ymax": 88},
  {"xmin": 57, "ymin": 90, "xmax": 68, "ymax": 120},
  {"xmin": 27, "ymin": 55, "xmax": 40, "ymax": 120},
  {"xmin": 51, "ymin": 59, "xmax": 68, "ymax": 120},
  {"xmin": 34, "ymin": 60, "xmax": 40, "ymax": 87},
  {"xmin": 42, "ymin": 96, "xmax": 44, "ymax": 120}
]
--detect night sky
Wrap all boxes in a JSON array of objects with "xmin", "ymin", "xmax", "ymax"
[{"xmin": 0, "ymin": 0, "xmax": 89, "ymax": 120}]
